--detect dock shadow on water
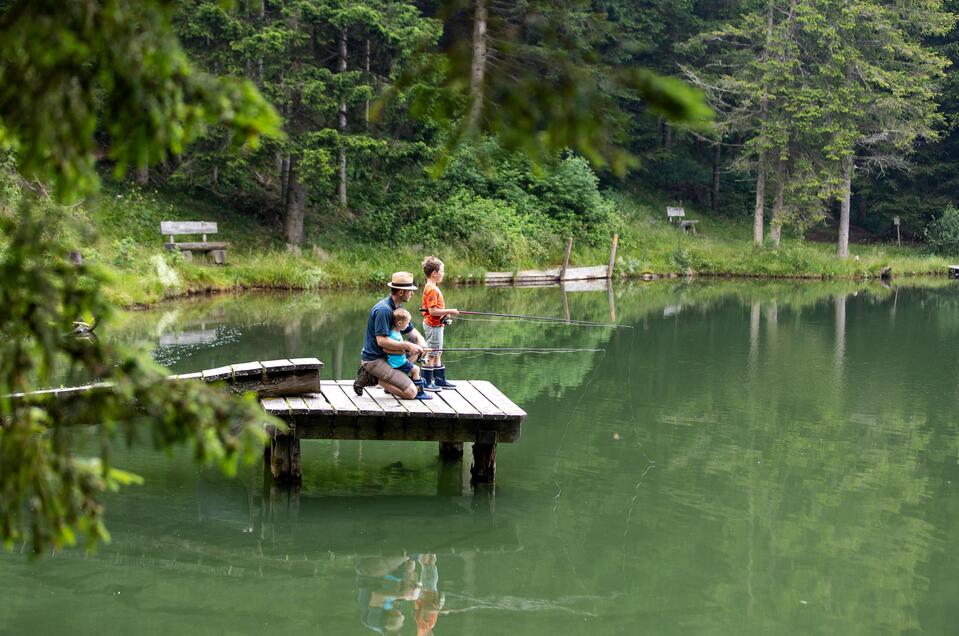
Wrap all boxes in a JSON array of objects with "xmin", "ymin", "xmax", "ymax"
[{"xmin": 5, "ymin": 279, "xmax": 959, "ymax": 634}]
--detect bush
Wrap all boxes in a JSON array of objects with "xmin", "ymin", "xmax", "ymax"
[
  {"xmin": 408, "ymin": 190, "xmax": 556, "ymax": 269},
  {"xmin": 924, "ymin": 205, "xmax": 959, "ymax": 256}
]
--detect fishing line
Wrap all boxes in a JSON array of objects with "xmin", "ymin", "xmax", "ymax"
[
  {"xmin": 459, "ymin": 311, "xmax": 632, "ymax": 329},
  {"xmin": 430, "ymin": 347, "xmax": 604, "ymax": 353}
]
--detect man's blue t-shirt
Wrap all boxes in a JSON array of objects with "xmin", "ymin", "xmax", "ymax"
[{"xmin": 361, "ymin": 296, "xmax": 413, "ymax": 361}]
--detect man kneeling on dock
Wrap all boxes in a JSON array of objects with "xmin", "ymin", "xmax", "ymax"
[{"xmin": 354, "ymin": 271, "xmax": 428, "ymax": 399}]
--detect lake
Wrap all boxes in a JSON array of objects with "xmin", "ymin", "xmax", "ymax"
[{"xmin": 2, "ymin": 280, "xmax": 958, "ymax": 635}]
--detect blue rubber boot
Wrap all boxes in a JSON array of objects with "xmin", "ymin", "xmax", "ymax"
[
  {"xmin": 422, "ymin": 367, "xmax": 441, "ymax": 392},
  {"xmin": 434, "ymin": 366, "xmax": 456, "ymax": 389},
  {"xmin": 414, "ymin": 378, "xmax": 432, "ymax": 400}
]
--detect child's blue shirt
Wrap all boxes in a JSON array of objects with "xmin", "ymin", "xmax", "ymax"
[{"xmin": 387, "ymin": 330, "xmax": 408, "ymax": 368}]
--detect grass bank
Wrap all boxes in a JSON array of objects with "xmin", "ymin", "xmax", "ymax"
[{"xmin": 79, "ymin": 185, "xmax": 954, "ymax": 307}]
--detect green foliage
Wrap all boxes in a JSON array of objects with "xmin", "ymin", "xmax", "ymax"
[
  {"xmin": 0, "ymin": 0, "xmax": 281, "ymax": 202},
  {"xmin": 0, "ymin": 204, "xmax": 272, "ymax": 553},
  {"xmin": 924, "ymin": 205, "xmax": 959, "ymax": 256},
  {"xmin": 410, "ymin": 190, "xmax": 552, "ymax": 269}
]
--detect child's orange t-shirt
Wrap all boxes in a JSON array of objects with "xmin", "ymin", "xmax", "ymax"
[{"xmin": 421, "ymin": 281, "xmax": 445, "ymax": 327}]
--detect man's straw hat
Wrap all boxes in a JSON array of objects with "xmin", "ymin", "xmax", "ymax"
[{"xmin": 387, "ymin": 271, "xmax": 417, "ymax": 291}]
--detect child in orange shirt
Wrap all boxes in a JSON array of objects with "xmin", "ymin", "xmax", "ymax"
[{"xmin": 420, "ymin": 256, "xmax": 459, "ymax": 390}]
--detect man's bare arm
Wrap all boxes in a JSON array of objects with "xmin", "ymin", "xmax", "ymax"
[{"xmin": 377, "ymin": 334, "xmax": 424, "ymax": 356}]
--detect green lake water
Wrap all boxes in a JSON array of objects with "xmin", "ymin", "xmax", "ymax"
[{"xmin": 3, "ymin": 280, "xmax": 959, "ymax": 635}]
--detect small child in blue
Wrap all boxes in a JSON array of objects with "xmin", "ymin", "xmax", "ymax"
[{"xmin": 389, "ymin": 308, "xmax": 431, "ymax": 400}]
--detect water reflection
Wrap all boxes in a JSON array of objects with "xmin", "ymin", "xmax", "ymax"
[{"xmin": 12, "ymin": 280, "xmax": 959, "ymax": 635}]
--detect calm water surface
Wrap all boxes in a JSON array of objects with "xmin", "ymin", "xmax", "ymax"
[{"xmin": 3, "ymin": 280, "xmax": 959, "ymax": 635}]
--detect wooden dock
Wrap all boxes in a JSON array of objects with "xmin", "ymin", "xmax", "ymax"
[
  {"xmin": 260, "ymin": 379, "xmax": 526, "ymax": 485},
  {"xmin": 16, "ymin": 357, "xmax": 526, "ymax": 486}
]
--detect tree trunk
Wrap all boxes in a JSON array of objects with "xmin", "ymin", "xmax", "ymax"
[
  {"xmin": 752, "ymin": 1, "xmax": 774, "ymax": 247},
  {"xmin": 837, "ymin": 154, "xmax": 853, "ymax": 258},
  {"xmin": 338, "ymin": 26, "xmax": 348, "ymax": 208},
  {"xmin": 711, "ymin": 139, "xmax": 721, "ymax": 213},
  {"xmin": 467, "ymin": 0, "xmax": 488, "ymax": 130},
  {"xmin": 769, "ymin": 160, "xmax": 785, "ymax": 246},
  {"xmin": 211, "ymin": 162, "xmax": 218, "ymax": 186},
  {"xmin": 280, "ymin": 154, "xmax": 291, "ymax": 209},
  {"xmin": 365, "ymin": 37, "xmax": 371, "ymax": 129},
  {"xmin": 285, "ymin": 157, "xmax": 306, "ymax": 247},
  {"xmin": 753, "ymin": 160, "xmax": 766, "ymax": 245},
  {"xmin": 663, "ymin": 123, "xmax": 672, "ymax": 147},
  {"xmin": 135, "ymin": 165, "xmax": 149, "ymax": 186}
]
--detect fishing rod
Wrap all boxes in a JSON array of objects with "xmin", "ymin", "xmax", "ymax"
[
  {"xmin": 427, "ymin": 347, "xmax": 605, "ymax": 353},
  {"xmin": 457, "ymin": 311, "xmax": 631, "ymax": 329}
]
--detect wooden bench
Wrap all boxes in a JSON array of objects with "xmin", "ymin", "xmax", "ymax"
[
  {"xmin": 161, "ymin": 221, "xmax": 229, "ymax": 264},
  {"xmin": 667, "ymin": 206, "xmax": 698, "ymax": 234}
]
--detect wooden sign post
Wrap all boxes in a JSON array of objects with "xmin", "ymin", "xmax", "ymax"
[{"xmin": 894, "ymin": 216, "xmax": 901, "ymax": 247}]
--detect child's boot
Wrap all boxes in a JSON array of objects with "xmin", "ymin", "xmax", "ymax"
[
  {"xmin": 434, "ymin": 366, "xmax": 456, "ymax": 389},
  {"xmin": 422, "ymin": 367, "xmax": 441, "ymax": 392},
  {"xmin": 413, "ymin": 378, "xmax": 432, "ymax": 400}
]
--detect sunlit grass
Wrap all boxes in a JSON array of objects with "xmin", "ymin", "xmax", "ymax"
[{"xmin": 80, "ymin": 183, "xmax": 958, "ymax": 307}]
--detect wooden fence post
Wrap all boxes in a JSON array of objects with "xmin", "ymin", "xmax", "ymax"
[
  {"xmin": 607, "ymin": 234, "xmax": 619, "ymax": 279},
  {"xmin": 560, "ymin": 237, "xmax": 573, "ymax": 281}
]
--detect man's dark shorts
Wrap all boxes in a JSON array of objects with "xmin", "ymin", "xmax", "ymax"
[{"xmin": 361, "ymin": 358, "xmax": 414, "ymax": 393}]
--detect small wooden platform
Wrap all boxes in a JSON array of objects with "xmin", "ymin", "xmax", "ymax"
[
  {"xmin": 261, "ymin": 380, "xmax": 526, "ymax": 485},
  {"xmin": 15, "ymin": 357, "xmax": 526, "ymax": 486}
]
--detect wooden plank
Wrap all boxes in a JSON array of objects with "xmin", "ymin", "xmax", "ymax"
[
  {"xmin": 562, "ymin": 264, "xmax": 609, "ymax": 281},
  {"xmin": 230, "ymin": 361, "xmax": 264, "ymax": 378},
  {"xmin": 260, "ymin": 359, "xmax": 295, "ymax": 374},
  {"xmin": 394, "ymin": 392, "xmax": 433, "ymax": 415},
  {"xmin": 168, "ymin": 241, "xmax": 229, "ymax": 251},
  {"xmin": 468, "ymin": 381, "xmax": 526, "ymax": 418},
  {"xmin": 302, "ymin": 393, "xmax": 335, "ymax": 415},
  {"xmin": 454, "ymin": 382, "xmax": 506, "ymax": 418},
  {"xmin": 363, "ymin": 387, "xmax": 408, "ymax": 415},
  {"xmin": 419, "ymin": 390, "xmax": 457, "ymax": 417},
  {"xmin": 341, "ymin": 384, "xmax": 386, "ymax": 416},
  {"xmin": 433, "ymin": 387, "xmax": 480, "ymax": 417},
  {"xmin": 261, "ymin": 398, "xmax": 289, "ymax": 415},
  {"xmin": 333, "ymin": 380, "xmax": 406, "ymax": 415},
  {"xmin": 175, "ymin": 372, "xmax": 202, "ymax": 380},
  {"xmin": 666, "ymin": 206, "xmax": 685, "ymax": 218},
  {"xmin": 319, "ymin": 382, "xmax": 358, "ymax": 414},
  {"xmin": 289, "ymin": 357, "xmax": 323, "ymax": 371},
  {"xmin": 160, "ymin": 221, "xmax": 218, "ymax": 235},
  {"xmin": 285, "ymin": 397, "xmax": 311, "ymax": 415},
  {"xmin": 201, "ymin": 366, "xmax": 233, "ymax": 381}
]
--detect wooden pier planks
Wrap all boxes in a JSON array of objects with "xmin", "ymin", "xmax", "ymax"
[
  {"xmin": 174, "ymin": 357, "xmax": 323, "ymax": 398},
  {"xmin": 261, "ymin": 380, "xmax": 526, "ymax": 444}
]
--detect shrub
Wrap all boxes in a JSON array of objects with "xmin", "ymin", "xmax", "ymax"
[
  {"xmin": 408, "ymin": 190, "xmax": 556, "ymax": 269},
  {"xmin": 924, "ymin": 206, "xmax": 959, "ymax": 256}
]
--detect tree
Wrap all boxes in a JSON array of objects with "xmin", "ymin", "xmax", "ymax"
[
  {"xmin": 809, "ymin": 1, "xmax": 954, "ymax": 258},
  {"xmin": 173, "ymin": 0, "xmax": 441, "ymax": 246},
  {"xmin": 0, "ymin": 0, "xmax": 280, "ymax": 553},
  {"xmin": 396, "ymin": 0, "xmax": 714, "ymax": 176}
]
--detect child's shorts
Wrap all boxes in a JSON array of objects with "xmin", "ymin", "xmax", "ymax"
[
  {"xmin": 423, "ymin": 323, "xmax": 444, "ymax": 358},
  {"xmin": 392, "ymin": 361, "xmax": 415, "ymax": 375}
]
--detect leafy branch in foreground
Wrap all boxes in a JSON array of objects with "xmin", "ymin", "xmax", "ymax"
[{"xmin": 0, "ymin": 202, "xmax": 272, "ymax": 554}]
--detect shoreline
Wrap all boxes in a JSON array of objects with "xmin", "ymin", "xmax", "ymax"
[{"xmin": 114, "ymin": 267, "xmax": 952, "ymax": 311}]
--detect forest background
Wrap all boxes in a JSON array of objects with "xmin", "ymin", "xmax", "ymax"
[{"xmin": 5, "ymin": 0, "xmax": 959, "ymax": 306}]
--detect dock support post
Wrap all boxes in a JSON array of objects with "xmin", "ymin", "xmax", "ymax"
[
  {"xmin": 267, "ymin": 434, "xmax": 302, "ymax": 484},
  {"xmin": 470, "ymin": 442, "xmax": 496, "ymax": 483},
  {"xmin": 439, "ymin": 441, "xmax": 463, "ymax": 459}
]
